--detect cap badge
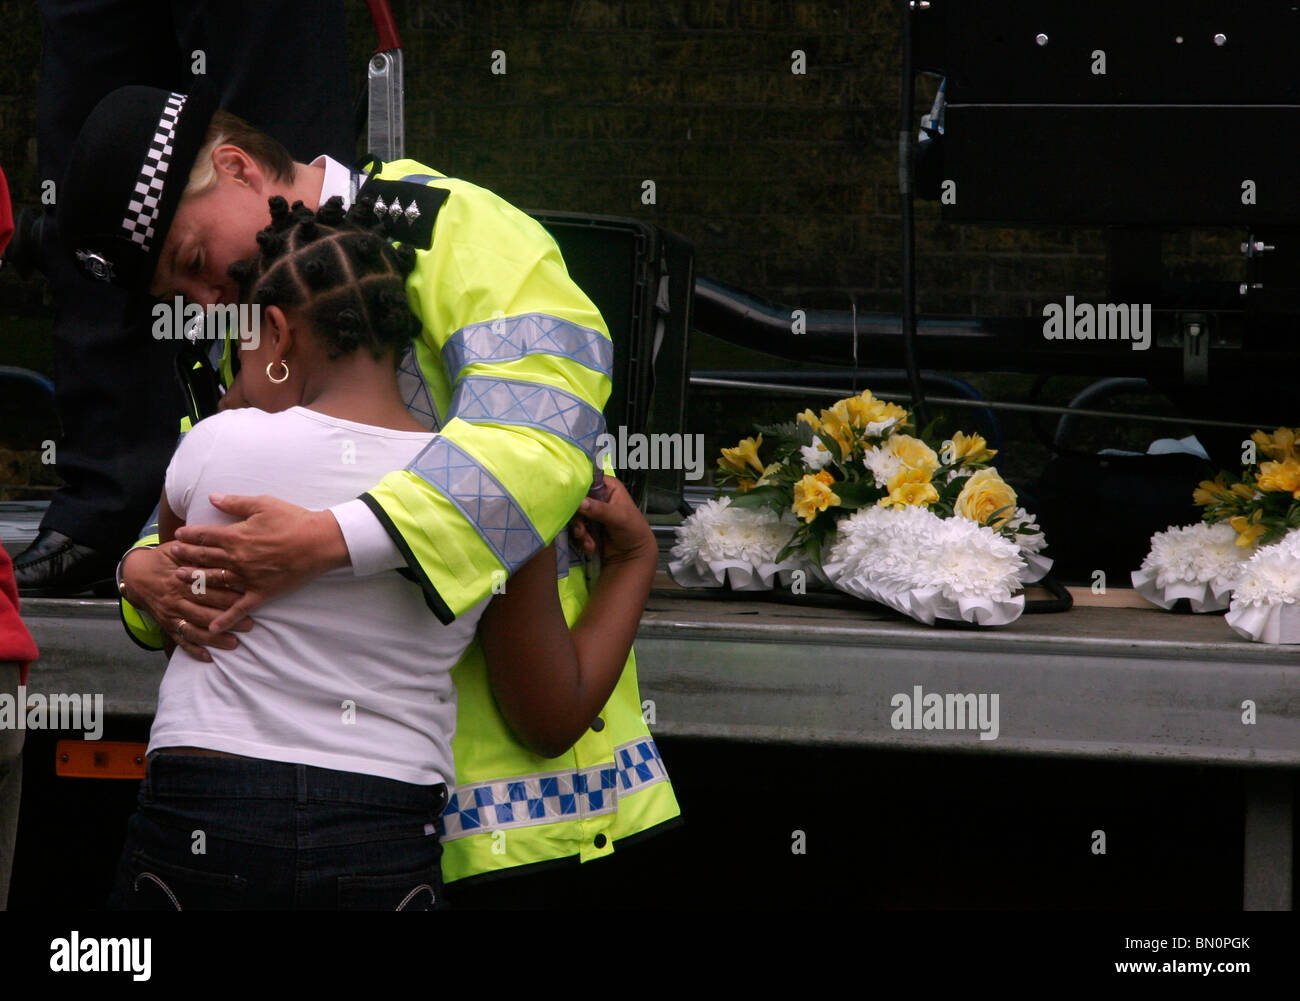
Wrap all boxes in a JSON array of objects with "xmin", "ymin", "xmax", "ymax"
[{"xmin": 76, "ymin": 249, "xmax": 115, "ymax": 282}]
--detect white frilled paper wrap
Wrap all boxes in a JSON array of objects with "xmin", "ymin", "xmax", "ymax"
[
  {"xmin": 821, "ymin": 505, "xmax": 1030, "ymax": 627},
  {"xmin": 1223, "ymin": 530, "xmax": 1300, "ymax": 643},
  {"xmin": 667, "ymin": 553, "xmax": 828, "ymax": 591},
  {"xmin": 1130, "ymin": 521, "xmax": 1250, "ymax": 614}
]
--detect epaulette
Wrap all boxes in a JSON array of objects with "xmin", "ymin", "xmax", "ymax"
[{"xmin": 355, "ymin": 176, "xmax": 449, "ymax": 250}]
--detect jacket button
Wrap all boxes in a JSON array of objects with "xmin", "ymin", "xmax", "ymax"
[
  {"xmin": 594, "ymin": 833, "xmax": 607, "ymax": 848},
  {"xmin": 591, "ymin": 717, "xmax": 606, "ymax": 732}
]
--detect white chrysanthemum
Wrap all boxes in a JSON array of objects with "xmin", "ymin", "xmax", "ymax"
[
  {"xmin": 1004, "ymin": 506, "xmax": 1048, "ymax": 555},
  {"xmin": 862, "ymin": 445, "xmax": 904, "ymax": 489},
  {"xmin": 826, "ymin": 505, "xmax": 1024, "ymax": 603},
  {"xmin": 1229, "ymin": 531, "xmax": 1300, "ymax": 607},
  {"xmin": 800, "ymin": 436, "xmax": 832, "ymax": 470},
  {"xmin": 1139, "ymin": 521, "xmax": 1249, "ymax": 589},
  {"xmin": 671, "ymin": 496, "xmax": 798, "ymax": 572},
  {"xmin": 864, "ymin": 418, "xmax": 899, "ymax": 438}
]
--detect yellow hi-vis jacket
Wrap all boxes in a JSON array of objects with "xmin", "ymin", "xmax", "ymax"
[{"xmin": 120, "ymin": 157, "xmax": 679, "ymax": 880}]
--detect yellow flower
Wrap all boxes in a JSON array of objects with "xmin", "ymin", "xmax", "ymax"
[
  {"xmin": 720, "ymin": 434, "xmax": 765, "ymax": 476},
  {"xmin": 877, "ymin": 467, "xmax": 939, "ymax": 509},
  {"xmin": 1251, "ymin": 428, "xmax": 1300, "ymax": 462},
  {"xmin": 1193, "ymin": 473, "xmax": 1233, "ymax": 507},
  {"xmin": 1229, "ymin": 514, "xmax": 1267, "ymax": 548},
  {"xmin": 792, "ymin": 472, "xmax": 841, "ymax": 522},
  {"xmin": 887, "ymin": 434, "xmax": 939, "ymax": 473},
  {"xmin": 817, "ymin": 410, "xmax": 855, "ymax": 458},
  {"xmin": 834, "ymin": 389, "xmax": 908, "ymax": 431},
  {"xmin": 1229, "ymin": 482, "xmax": 1257, "ymax": 500},
  {"xmin": 1256, "ymin": 458, "xmax": 1300, "ymax": 499},
  {"xmin": 796, "ymin": 408, "xmax": 822, "ymax": 432},
  {"xmin": 954, "ymin": 467, "xmax": 1018, "ymax": 528},
  {"xmin": 946, "ymin": 430, "xmax": 996, "ymax": 465}
]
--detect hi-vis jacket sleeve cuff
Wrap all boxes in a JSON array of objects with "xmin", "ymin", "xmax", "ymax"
[
  {"xmin": 329, "ymin": 499, "xmax": 405, "ymax": 577},
  {"xmin": 119, "ymin": 534, "xmax": 165, "ymax": 652}
]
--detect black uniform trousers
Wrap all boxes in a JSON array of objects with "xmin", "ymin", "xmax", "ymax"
[{"xmin": 36, "ymin": 0, "xmax": 353, "ymax": 553}]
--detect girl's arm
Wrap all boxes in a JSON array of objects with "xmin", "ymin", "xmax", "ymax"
[
  {"xmin": 477, "ymin": 476, "xmax": 658, "ymax": 759},
  {"xmin": 157, "ymin": 492, "xmax": 184, "ymax": 657}
]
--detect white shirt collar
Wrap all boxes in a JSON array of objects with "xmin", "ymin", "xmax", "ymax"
[{"xmin": 311, "ymin": 154, "xmax": 356, "ymax": 208}]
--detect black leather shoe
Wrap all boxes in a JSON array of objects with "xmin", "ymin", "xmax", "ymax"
[{"xmin": 13, "ymin": 529, "xmax": 118, "ymax": 598}]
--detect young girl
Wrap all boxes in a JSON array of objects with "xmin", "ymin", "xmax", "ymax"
[{"xmin": 107, "ymin": 197, "xmax": 658, "ymax": 910}]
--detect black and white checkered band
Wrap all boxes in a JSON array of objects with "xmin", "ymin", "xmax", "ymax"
[{"xmin": 120, "ymin": 92, "xmax": 187, "ymax": 252}]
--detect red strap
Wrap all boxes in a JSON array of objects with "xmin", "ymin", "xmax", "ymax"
[
  {"xmin": 366, "ymin": 0, "xmax": 403, "ymax": 53},
  {"xmin": 0, "ymin": 164, "xmax": 13, "ymax": 260}
]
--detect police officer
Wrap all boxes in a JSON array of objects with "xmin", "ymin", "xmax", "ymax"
[
  {"xmin": 12, "ymin": 0, "xmax": 350, "ymax": 596},
  {"xmin": 58, "ymin": 86, "xmax": 681, "ymax": 898}
]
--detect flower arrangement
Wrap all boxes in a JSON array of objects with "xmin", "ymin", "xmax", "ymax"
[
  {"xmin": 1133, "ymin": 427, "xmax": 1300, "ymax": 621},
  {"xmin": 667, "ymin": 496, "xmax": 809, "ymax": 591},
  {"xmin": 669, "ymin": 388, "xmax": 1051, "ymax": 625},
  {"xmin": 1225, "ymin": 531, "xmax": 1300, "ymax": 643},
  {"xmin": 1192, "ymin": 427, "xmax": 1300, "ymax": 548},
  {"xmin": 1130, "ymin": 522, "xmax": 1250, "ymax": 612}
]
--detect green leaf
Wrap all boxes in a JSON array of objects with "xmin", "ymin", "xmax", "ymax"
[
  {"xmin": 754, "ymin": 420, "xmax": 800, "ymax": 439},
  {"xmin": 982, "ymin": 504, "xmax": 1016, "ymax": 528},
  {"xmin": 728, "ymin": 485, "xmax": 789, "ymax": 509}
]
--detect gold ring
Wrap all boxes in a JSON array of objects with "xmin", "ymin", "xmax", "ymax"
[{"xmin": 176, "ymin": 618, "xmax": 188, "ymax": 635}]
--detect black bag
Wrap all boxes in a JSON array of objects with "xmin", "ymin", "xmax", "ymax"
[{"xmin": 1030, "ymin": 451, "xmax": 1213, "ymax": 586}]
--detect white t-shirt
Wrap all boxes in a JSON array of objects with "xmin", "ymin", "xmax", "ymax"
[{"xmin": 149, "ymin": 406, "xmax": 486, "ymax": 787}]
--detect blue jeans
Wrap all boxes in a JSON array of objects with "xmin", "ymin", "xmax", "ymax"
[{"xmin": 107, "ymin": 753, "xmax": 448, "ymax": 910}]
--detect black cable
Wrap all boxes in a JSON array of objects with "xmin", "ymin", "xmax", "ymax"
[{"xmin": 898, "ymin": 0, "xmax": 930, "ymax": 429}]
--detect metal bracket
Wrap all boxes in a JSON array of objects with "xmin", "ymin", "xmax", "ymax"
[
  {"xmin": 1179, "ymin": 312, "xmax": 1209, "ymax": 385},
  {"xmin": 367, "ymin": 49, "xmax": 405, "ymax": 162}
]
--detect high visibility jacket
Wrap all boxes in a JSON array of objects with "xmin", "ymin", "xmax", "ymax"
[{"xmin": 119, "ymin": 157, "xmax": 679, "ymax": 879}]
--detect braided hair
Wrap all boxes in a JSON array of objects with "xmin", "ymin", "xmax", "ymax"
[{"xmin": 228, "ymin": 195, "xmax": 420, "ymax": 362}]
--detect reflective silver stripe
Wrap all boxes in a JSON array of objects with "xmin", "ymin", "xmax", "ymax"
[
  {"xmin": 447, "ymin": 376, "xmax": 606, "ymax": 460},
  {"xmin": 442, "ymin": 312, "xmax": 614, "ymax": 384},
  {"xmin": 553, "ymin": 527, "xmax": 588, "ymax": 579},
  {"xmin": 397, "ymin": 343, "xmax": 440, "ymax": 430},
  {"xmin": 406, "ymin": 437, "xmax": 543, "ymax": 572},
  {"xmin": 439, "ymin": 738, "xmax": 669, "ymax": 842}
]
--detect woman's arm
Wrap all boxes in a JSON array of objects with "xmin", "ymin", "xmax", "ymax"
[{"xmin": 477, "ymin": 476, "xmax": 657, "ymax": 759}]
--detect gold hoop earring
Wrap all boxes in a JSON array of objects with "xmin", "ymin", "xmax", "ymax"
[{"xmin": 266, "ymin": 360, "xmax": 290, "ymax": 384}]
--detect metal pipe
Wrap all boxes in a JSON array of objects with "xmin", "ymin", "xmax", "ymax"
[{"xmin": 690, "ymin": 376, "xmax": 1273, "ymax": 431}]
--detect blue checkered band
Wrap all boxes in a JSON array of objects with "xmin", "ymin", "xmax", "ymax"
[
  {"xmin": 442, "ymin": 313, "xmax": 614, "ymax": 384},
  {"xmin": 406, "ymin": 437, "xmax": 543, "ymax": 572},
  {"xmin": 438, "ymin": 739, "xmax": 669, "ymax": 841},
  {"xmin": 121, "ymin": 92, "xmax": 186, "ymax": 252},
  {"xmin": 397, "ymin": 343, "xmax": 440, "ymax": 430},
  {"xmin": 447, "ymin": 376, "xmax": 607, "ymax": 461}
]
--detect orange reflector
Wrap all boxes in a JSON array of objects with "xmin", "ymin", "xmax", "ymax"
[{"xmin": 55, "ymin": 740, "xmax": 147, "ymax": 779}]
